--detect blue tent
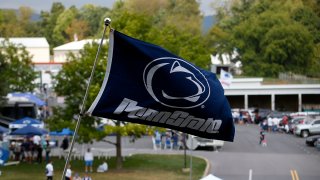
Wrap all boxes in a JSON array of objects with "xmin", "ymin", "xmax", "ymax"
[
  {"xmin": 9, "ymin": 92, "xmax": 46, "ymax": 106},
  {"xmin": 9, "ymin": 117, "xmax": 43, "ymax": 129},
  {"xmin": 49, "ymin": 128, "xmax": 74, "ymax": 136},
  {"xmin": 49, "ymin": 131, "xmax": 59, "ymax": 136},
  {"xmin": 0, "ymin": 126, "xmax": 9, "ymax": 134},
  {"xmin": 10, "ymin": 125, "xmax": 48, "ymax": 136},
  {"xmin": 0, "ymin": 147, "xmax": 10, "ymax": 166}
]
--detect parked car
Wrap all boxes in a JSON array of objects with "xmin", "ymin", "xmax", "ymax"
[
  {"xmin": 290, "ymin": 111, "xmax": 320, "ymax": 118},
  {"xmin": 305, "ymin": 135, "xmax": 320, "ymax": 146},
  {"xmin": 288, "ymin": 116, "xmax": 314, "ymax": 133},
  {"xmin": 186, "ymin": 135, "xmax": 224, "ymax": 151},
  {"xmin": 294, "ymin": 119, "xmax": 320, "ymax": 138}
]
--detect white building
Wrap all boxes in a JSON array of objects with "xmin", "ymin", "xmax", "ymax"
[
  {"xmin": 220, "ymin": 78, "xmax": 320, "ymax": 112},
  {"xmin": 0, "ymin": 37, "xmax": 50, "ymax": 63},
  {"xmin": 53, "ymin": 39, "xmax": 104, "ymax": 63}
]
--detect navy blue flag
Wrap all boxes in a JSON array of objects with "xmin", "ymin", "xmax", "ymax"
[{"xmin": 88, "ymin": 30, "xmax": 235, "ymax": 141}]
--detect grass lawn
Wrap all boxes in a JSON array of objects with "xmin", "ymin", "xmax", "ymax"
[{"xmin": 0, "ymin": 154, "xmax": 206, "ymax": 180}]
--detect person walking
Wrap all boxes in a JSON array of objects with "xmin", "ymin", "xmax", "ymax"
[
  {"xmin": 45, "ymin": 160, "xmax": 54, "ymax": 180},
  {"xmin": 21, "ymin": 138, "xmax": 31, "ymax": 163},
  {"xmin": 36, "ymin": 139, "xmax": 43, "ymax": 163},
  {"xmin": 65, "ymin": 164, "xmax": 72, "ymax": 180},
  {"xmin": 155, "ymin": 130, "xmax": 162, "ymax": 149},
  {"xmin": 61, "ymin": 136, "xmax": 69, "ymax": 150},
  {"xmin": 238, "ymin": 110, "xmax": 244, "ymax": 125},
  {"xmin": 84, "ymin": 148, "xmax": 94, "ymax": 173},
  {"xmin": 267, "ymin": 116, "xmax": 273, "ymax": 132},
  {"xmin": 44, "ymin": 139, "xmax": 51, "ymax": 163},
  {"xmin": 33, "ymin": 135, "xmax": 42, "ymax": 163},
  {"xmin": 13, "ymin": 142, "xmax": 21, "ymax": 161},
  {"xmin": 259, "ymin": 130, "xmax": 267, "ymax": 146}
]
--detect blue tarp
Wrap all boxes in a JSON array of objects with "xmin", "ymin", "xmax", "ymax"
[
  {"xmin": 10, "ymin": 125, "xmax": 48, "ymax": 136},
  {"xmin": 9, "ymin": 92, "xmax": 46, "ymax": 106}
]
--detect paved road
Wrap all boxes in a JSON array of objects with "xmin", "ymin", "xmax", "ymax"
[
  {"xmin": 194, "ymin": 124, "xmax": 320, "ymax": 180},
  {"xmin": 61, "ymin": 124, "xmax": 320, "ymax": 180}
]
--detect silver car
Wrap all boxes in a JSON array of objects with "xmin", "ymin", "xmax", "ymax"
[
  {"xmin": 294, "ymin": 119, "xmax": 320, "ymax": 138},
  {"xmin": 289, "ymin": 116, "xmax": 314, "ymax": 133}
]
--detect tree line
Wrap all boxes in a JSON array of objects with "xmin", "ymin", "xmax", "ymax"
[
  {"xmin": 1, "ymin": 0, "xmax": 319, "ymax": 169},
  {"xmin": 1, "ymin": 0, "xmax": 319, "ymax": 78}
]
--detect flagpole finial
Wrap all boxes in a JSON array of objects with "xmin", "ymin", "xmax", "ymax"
[{"xmin": 104, "ymin": 18, "xmax": 111, "ymax": 26}]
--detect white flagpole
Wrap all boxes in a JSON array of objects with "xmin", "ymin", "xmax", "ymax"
[
  {"xmin": 60, "ymin": 18, "xmax": 112, "ymax": 180},
  {"xmin": 190, "ymin": 136, "xmax": 193, "ymax": 180}
]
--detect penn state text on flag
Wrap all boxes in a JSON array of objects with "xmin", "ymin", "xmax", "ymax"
[{"xmin": 88, "ymin": 30, "xmax": 235, "ymax": 141}]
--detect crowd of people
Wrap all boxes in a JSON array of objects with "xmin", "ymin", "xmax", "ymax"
[
  {"xmin": 45, "ymin": 161, "xmax": 94, "ymax": 180},
  {"xmin": 258, "ymin": 115, "xmax": 291, "ymax": 146},
  {"xmin": 154, "ymin": 130, "xmax": 184, "ymax": 150},
  {"xmin": 259, "ymin": 115, "xmax": 290, "ymax": 133},
  {"xmin": 10, "ymin": 134, "xmax": 52, "ymax": 164},
  {"xmin": 7, "ymin": 134, "xmax": 102, "ymax": 179},
  {"xmin": 44, "ymin": 147, "xmax": 108, "ymax": 180}
]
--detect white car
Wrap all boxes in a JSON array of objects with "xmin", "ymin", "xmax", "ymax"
[
  {"xmin": 294, "ymin": 119, "xmax": 320, "ymax": 138},
  {"xmin": 186, "ymin": 135, "xmax": 224, "ymax": 151}
]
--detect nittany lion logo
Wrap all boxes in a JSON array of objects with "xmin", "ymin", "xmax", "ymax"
[{"xmin": 143, "ymin": 57, "xmax": 210, "ymax": 108}]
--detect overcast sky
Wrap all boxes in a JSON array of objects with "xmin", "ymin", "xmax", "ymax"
[{"xmin": 0, "ymin": 0, "xmax": 217, "ymax": 16}]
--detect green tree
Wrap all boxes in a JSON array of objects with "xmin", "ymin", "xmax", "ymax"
[
  {"xmin": 0, "ymin": 51, "xmax": 9, "ymax": 103},
  {"xmin": 0, "ymin": 7, "xmax": 41, "ymax": 37},
  {"xmin": 79, "ymin": 4, "xmax": 110, "ymax": 37},
  {"xmin": 53, "ymin": 6, "xmax": 78, "ymax": 44},
  {"xmin": 65, "ymin": 19, "xmax": 89, "ymax": 41},
  {"xmin": 232, "ymin": 11, "xmax": 313, "ymax": 77},
  {"xmin": 38, "ymin": 2, "xmax": 65, "ymax": 51},
  {"xmin": 0, "ymin": 9, "xmax": 25, "ymax": 37},
  {"xmin": 122, "ymin": 0, "xmax": 202, "ymax": 34},
  {"xmin": 303, "ymin": 0, "xmax": 320, "ymax": 17},
  {"xmin": 18, "ymin": 6, "xmax": 40, "ymax": 36},
  {"xmin": 0, "ymin": 40, "xmax": 37, "ymax": 93},
  {"xmin": 107, "ymin": 0, "xmax": 212, "ymax": 69},
  {"xmin": 290, "ymin": 6, "xmax": 320, "ymax": 77},
  {"xmin": 211, "ymin": 0, "xmax": 318, "ymax": 77}
]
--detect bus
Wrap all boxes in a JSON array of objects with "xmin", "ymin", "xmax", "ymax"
[{"xmin": 0, "ymin": 98, "xmax": 38, "ymax": 122}]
